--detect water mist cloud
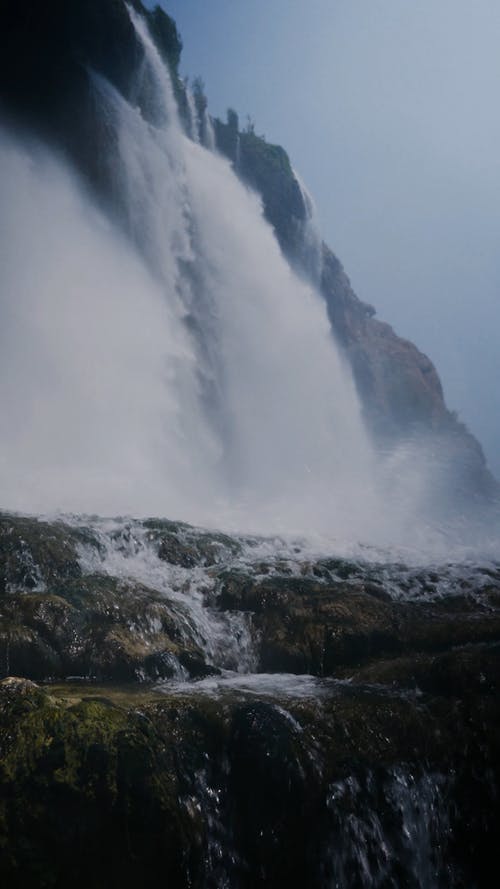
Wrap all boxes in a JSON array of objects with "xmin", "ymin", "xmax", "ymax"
[{"xmin": 0, "ymin": 129, "xmax": 202, "ymax": 517}]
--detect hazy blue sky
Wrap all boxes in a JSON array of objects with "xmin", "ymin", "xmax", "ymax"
[{"xmin": 157, "ymin": 0, "xmax": 500, "ymax": 474}]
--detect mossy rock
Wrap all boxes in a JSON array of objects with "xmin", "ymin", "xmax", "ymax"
[
  {"xmin": 0, "ymin": 566, "xmax": 209, "ymax": 682},
  {"xmin": 0, "ymin": 681, "xmax": 187, "ymax": 888}
]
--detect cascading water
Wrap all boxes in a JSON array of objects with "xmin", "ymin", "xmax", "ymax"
[
  {"xmin": 75, "ymin": 515, "xmax": 257, "ymax": 676},
  {"xmin": 235, "ymin": 132, "xmax": 241, "ymax": 169},
  {"xmin": 184, "ymin": 82, "xmax": 200, "ymax": 142},
  {"xmin": 202, "ymin": 109, "xmax": 216, "ymax": 151},
  {"xmin": 293, "ymin": 168, "xmax": 324, "ymax": 285},
  {"xmin": 322, "ymin": 769, "xmax": 454, "ymax": 889}
]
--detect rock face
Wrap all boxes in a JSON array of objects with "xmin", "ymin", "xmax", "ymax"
[
  {"xmin": 0, "ymin": 512, "xmax": 499, "ymax": 886},
  {"xmin": 213, "ymin": 115, "xmax": 448, "ymax": 438}
]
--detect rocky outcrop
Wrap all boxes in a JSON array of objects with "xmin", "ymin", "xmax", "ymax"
[
  {"xmin": 215, "ymin": 114, "xmax": 445, "ymax": 435},
  {"xmin": 213, "ymin": 119, "xmax": 308, "ymax": 259},
  {"xmin": 2, "ymin": 513, "xmax": 500, "ymax": 683},
  {"xmin": 320, "ymin": 246, "xmax": 446, "ymax": 433},
  {"xmin": 0, "ymin": 513, "xmax": 499, "ymax": 885}
]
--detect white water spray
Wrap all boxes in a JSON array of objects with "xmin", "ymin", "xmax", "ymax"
[{"xmin": 0, "ymin": 130, "xmax": 209, "ymax": 518}]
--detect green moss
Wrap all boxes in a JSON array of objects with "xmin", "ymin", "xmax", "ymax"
[{"xmin": 0, "ymin": 567, "xmax": 208, "ymax": 682}]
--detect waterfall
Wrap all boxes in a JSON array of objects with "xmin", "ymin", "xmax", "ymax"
[
  {"xmin": 0, "ymin": 128, "xmax": 204, "ymax": 519},
  {"xmin": 293, "ymin": 168, "xmax": 324, "ymax": 285},
  {"xmin": 1, "ymin": 6, "xmax": 496, "ymax": 556},
  {"xmin": 202, "ymin": 109, "xmax": 216, "ymax": 151},
  {"xmin": 0, "ymin": 6, "xmax": 381, "ymax": 540},
  {"xmin": 184, "ymin": 82, "xmax": 200, "ymax": 142},
  {"xmin": 117, "ymin": 7, "xmax": 381, "ymax": 535}
]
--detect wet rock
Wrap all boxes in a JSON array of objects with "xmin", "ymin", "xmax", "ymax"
[
  {"xmin": 0, "ymin": 514, "xmax": 83, "ymax": 593},
  {"xmin": 0, "ymin": 523, "xmax": 210, "ymax": 682},
  {"xmin": 215, "ymin": 568, "xmax": 500, "ymax": 675},
  {"xmin": 0, "ymin": 579, "xmax": 208, "ymax": 682},
  {"xmin": 144, "ymin": 519, "xmax": 241, "ymax": 568},
  {"xmin": 347, "ymin": 641, "xmax": 500, "ymax": 698},
  {"xmin": 0, "ymin": 679, "xmax": 497, "ymax": 888},
  {"xmin": 1, "ymin": 512, "xmax": 500, "ymax": 686}
]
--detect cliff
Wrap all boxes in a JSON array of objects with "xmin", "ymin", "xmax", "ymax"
[{"xmin": 213, "ymin": 115, "xmax": 497, "ymax": 497}]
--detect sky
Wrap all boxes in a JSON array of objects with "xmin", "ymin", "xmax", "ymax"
[{"xmin": 155, "ymin": 0, "xmax": 500, "ymax": 476}]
